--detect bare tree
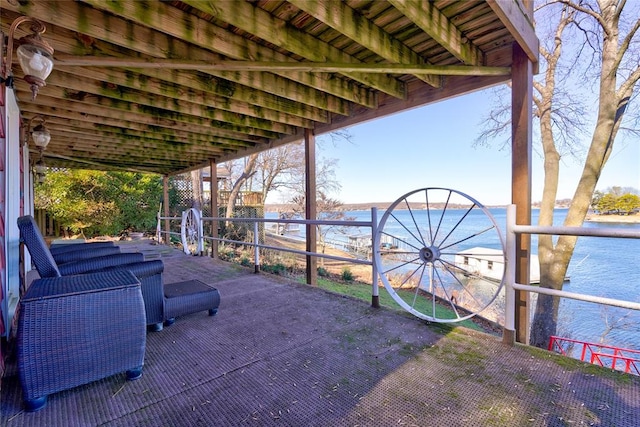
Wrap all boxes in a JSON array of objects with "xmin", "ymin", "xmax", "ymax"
[
  {"xmin": 253, "ymin": 142, "xmax": 306, "ymax": 203},
  {"xmin": 478, "ymin": 0, "xmax": 640, "ymax": 347},
  {"xmin": 598, "ymin": 306, "xmax": 639, "ymax": 345},
  {"xmin": 224, "ymin": 153, "xmax": 259, "ymax": 219}
]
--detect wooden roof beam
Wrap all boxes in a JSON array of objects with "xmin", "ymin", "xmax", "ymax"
[
  {"xmin": 49, "ymin": 67, "xmax": 320, "ymax": 128},
  {"xmin": 36, "ymin": 70, "xmax": 304, "ymax": 134},
  {"xmin": 388, "ymin": 0, "xmax": 484, "ymax": 66},
  {"xmin": 487, "ymin": 0, "xmax": 538, "ymax": 65},
  {"xmin": 289, "ymin": 0, "xmax": 441, "ymax": 87},
  {"xmin": 20, "ymin": 81, "xmax": 296, "ymax": 138},
  {"xmin": 2, "ymin": 2, "xmax": 366, "ymax": 113},
  {"xmin": 42, "ymin": 152, "xmax": 175, "ymax": 174},
  {"xmin": 21, "ymin": 108, "xmax": 270, "ymax": 145},
  {"xmin": 16, "ymin": 88, "xmax": 287, "ymax": 143},
  {"xmin": 48, "ymin": 126, "xmax": 256, "ymax": 152},
  {"xmin": 43, "ymin": 141, "xmax": 225, "ymax": 165},
  {"xmin": 42, "ymin": 152, "xmax": 199, "ymax": 174},
  {"xmin": 181, "ymin": 0, "xmax": 407, "ymax": 98},
  {"xmin": 51, "ymin": 58, "xmax": 509, "ymax": 76},
  {"xmin": 19, "ymin": 101, "xmax": 281, "ymax": 141},
  {"xmin": 74, "ymin": 0, "xmax": 375, "ymax": 110}
]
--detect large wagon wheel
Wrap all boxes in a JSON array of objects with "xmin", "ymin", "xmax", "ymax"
[
  {"xmin": 373, "ymin": 188, "xmax": 506, "ymax": 323},
  {"xmin": 181, "ymin": 208, "xmax": 203, "ymax": 255}
]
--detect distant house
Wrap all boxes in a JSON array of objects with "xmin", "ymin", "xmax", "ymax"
[{"xmin": 454, "ymin": 247, "xmax": 542, "ymax": 284}]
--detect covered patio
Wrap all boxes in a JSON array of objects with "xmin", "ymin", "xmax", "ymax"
[
  {"xmin": 2, "ymin": 239, "xmax": 639, "ymax": 426},
  {"xmin": 1, "ymin": 0, "xmax": 539, "ymax": 348},
  {"xmin": 4, "ymin": 0, "xmax": 616, "ymax": 423}
]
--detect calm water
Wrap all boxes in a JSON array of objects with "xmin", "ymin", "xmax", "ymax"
[{"xmin": 266, "ymin": 208, "xmax": 640, "ymax": 350}]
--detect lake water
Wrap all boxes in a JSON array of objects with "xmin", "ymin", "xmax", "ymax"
[{"xmin": 266, "ymin": 208, "xmax": 640, "ymax": 351}]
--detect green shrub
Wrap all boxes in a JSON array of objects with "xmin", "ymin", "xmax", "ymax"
[
  {"xmin": 240, "ymin": 256, "xmax": 252, "ymax": 267},
  {"xmin": 317, "ymin": 266, "xmax": 329, "ymax": 277},
  {"xmin": 341, "ymin": 267, "xmax": 354, "ymax": 282},
  {"xmin": 218, "ymin": 245, "xmax": 236, "ymax": 262},
  {"xmin": 262, "ymin": 263, "xmax": 287, "ymax": 275}
]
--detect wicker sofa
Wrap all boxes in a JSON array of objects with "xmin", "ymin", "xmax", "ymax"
[
  {"xmin": 17, "ymin": 215, "xmax": 166, "ymax": 330},
  {"xmin": 17, "ymin": 270, "xmax": 146, "ymax": 411}
]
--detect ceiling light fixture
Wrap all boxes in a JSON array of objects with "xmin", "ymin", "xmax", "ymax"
[
  {"xmin": 29, "ymin": 115, "xmax": 51, "ymax": 150},
  {"xmin": 1, "ymin": 16, "xmax": 54, "ymax": 100}
]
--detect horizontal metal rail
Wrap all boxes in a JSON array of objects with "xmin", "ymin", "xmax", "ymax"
[
  {"xmin": 199, "ymin": 216, "xmax": 374, "ymax": 266},
  {"xmin": 505, "ymin": 205, "xmax": 640, "ymax": 338},
  {"xmin": 511, "ymin": 224, "xmax": 640, "ymax": 239},
  {"xmin": 157, "ymin": 210, "xmax": 380, "ymax": 304}
]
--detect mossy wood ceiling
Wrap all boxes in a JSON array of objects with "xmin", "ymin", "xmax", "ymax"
[{"xmin": 1, "ymin": 0, "xmax": 536, "ymax": 175}]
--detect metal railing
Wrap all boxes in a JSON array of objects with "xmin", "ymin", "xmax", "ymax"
[
  {"xmin": 159, "ymin": 205, "xmax": 640, "ymax": 341},
  {"xmin": 504, "ymin": 204, "xmax": 640, "ymax": 339},
  {"xmin": 157, "ymin": 208, "xmax": 381, "ymax": 302},
  {"xmin": 548, "ymin": 336, "xmax": 640, "ymax": 375}
]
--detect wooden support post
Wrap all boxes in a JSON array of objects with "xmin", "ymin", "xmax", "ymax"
[
  {"xmin": 305, "ymin": 129, "xmax": 317, "ymax": 286},
  {"xmin": 509, "ymin": 42, "xmax": 533, "ymax": 345},
  {"xmin": 210, "ymin": 159, "xmax": 219, "ymax": 259},
  {"xmin": 163, "ymin": 175, "xmax": 170, "ymax": 245}
]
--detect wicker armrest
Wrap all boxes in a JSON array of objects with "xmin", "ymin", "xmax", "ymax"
[
  {"xmin": 22, "ymin": 270, "xmax": 140, "ymax": 298},
  {"xmin": 58, "ymin": 253, "xmax": 145, "ymax": 275},
  {"xmin": 100, "ymin": 260, "xmax": 166, "ymax": 328},
  {"xmin": 102, "ymin": 259, "xmax": 165, "ymax": 278}
]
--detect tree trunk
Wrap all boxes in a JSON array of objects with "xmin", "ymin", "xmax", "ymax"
[
  {"xmin": 225, "ymin": 153, "xmax": 258, "ymax": 219},
  {"xmin": 191, "ymin": 169, "xmax": 202, "ymax": 210},
  {"xmin": 530, "ymin": 0, "xmax": 637, "ymax": 347}
]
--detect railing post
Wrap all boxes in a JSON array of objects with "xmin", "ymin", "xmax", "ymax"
[
  {"xmin": 163, "ymin": 176, "xmax": 171, "ymax": 245},
  {"xmin": 371, "ymin": 207, "xmax": 380, "ymax": 308},
  {"xmin": 253, "ymin": 221, "xmax": 260, "ymax": 274},
  {"xmin": 503, "ymin": 204, "xmax": 517, "ymax": 345}
]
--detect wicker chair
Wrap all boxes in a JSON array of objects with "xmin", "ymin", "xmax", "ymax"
[
  {"xmin": 17, "ymin": 215, "xmax": 166, "ymax": 330},
  {"xmin": 49, "ymin": 241, "xmax": 121, "ymax": 264},
  {"xmin": 18, "ymin": 270, "xmax": 146, "ymax": 412}
]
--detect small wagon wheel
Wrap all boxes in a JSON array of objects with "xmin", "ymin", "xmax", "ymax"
[{"xmin": 181, "ymin": 208, "xmax": 203, "ymax": 255}]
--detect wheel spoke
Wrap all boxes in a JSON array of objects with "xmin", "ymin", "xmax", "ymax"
[
  {"xmin": 439, "ymin": 225, "xmax": 497, "ymax": 252},
  {"xmin": 381, "ymin": 255, "xmax": 422, "ymax": 275},
  {"xmin": 436, "ymin": 204, "xmax": 475, "ymax": 248},
  {"xmin": 402, "ymin": 197, "xmax": 427, "ymax": 247},
  {"xmin": 389, "ymin": 211, "xmax": 425, "ymax": 249}
]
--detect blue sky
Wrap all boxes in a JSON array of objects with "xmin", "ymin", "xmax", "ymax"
[{"xmin": 311, "ymin": 87, "xmax": 639, "ymax": 206}]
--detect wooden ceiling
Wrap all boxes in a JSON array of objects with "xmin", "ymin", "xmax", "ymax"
[{"xmin": 1, "ymin": 0, "xmax": 537, "ymax": 176}]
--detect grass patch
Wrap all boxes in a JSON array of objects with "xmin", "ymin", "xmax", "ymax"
[
  {"xmin": 312, "ymin": 277, "xmax": 484, "ymax": 332},
  {"xmin": 522, "ymin": 345, "xmax": 636, "ymax": 384}
]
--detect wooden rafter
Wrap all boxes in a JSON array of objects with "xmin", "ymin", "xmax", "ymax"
[
  {"xmin": 79, "ymin": 0, "xmax": 379, "ymax": 109},
  {"xmin": 53, "ymin": 57, "xmax": 510, "ymax": 76},
  {"xmin": 0, "ymin": 0, "xmax": 538, "ymax": 175},
  {"xmin": 389, "ymin": 0, "xmax": 484, "ymax": 66},
  {"xmin": 289, "ymin": 0, "xmax": 441, "ymax": 87},
  {"xmin": 181, "ymin": 0, "xmax": 407, "ymax": 99}
]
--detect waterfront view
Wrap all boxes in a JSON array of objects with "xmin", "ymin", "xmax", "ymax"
[{"xmin": 267, "ymin": 206, "xmax": 640, "ymax": 353}]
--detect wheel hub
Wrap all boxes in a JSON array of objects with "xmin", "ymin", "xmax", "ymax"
[{"xmin": 419, "ymin": 246, "xmax": 440, "ymax": 263}]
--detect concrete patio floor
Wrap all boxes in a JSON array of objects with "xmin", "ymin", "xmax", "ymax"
[{"xmin": 2, "ymin": 239, "xmax": 639, "ymax": 426}]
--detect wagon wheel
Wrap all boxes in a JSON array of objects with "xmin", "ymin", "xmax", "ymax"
[
  {"xmin": 181, "ymin": 208, "xmax": 202, "ymax": 255},
  {"xmin": 373, "ymin": 188, "xmax": 506, "ymax": 323}
]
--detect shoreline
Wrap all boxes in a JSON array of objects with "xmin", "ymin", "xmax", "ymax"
[
  {"xmin": 266, "ymin": 203, "xmax": 640, "ymax": 224},
  {"xmin": 585, "ymin": 213, "xmax": 640, "ymax": 224}
]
